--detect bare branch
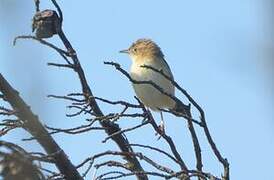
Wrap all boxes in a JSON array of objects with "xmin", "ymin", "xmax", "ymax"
[
  {"xmin": 102, "ymin": 120, "xmax": 149, "ymax": 143},
  {"xmin": 141, "ymin": 64, "xmax": 229, "ymax": 178},
  {"xmin": 0, "ymin": 106, "xmax": 16, "ymax": 116},
  {"xmin": 0, "ymin": 119, "xmax": 23, "ymax": 136},
  {"xmin": 104, "ymin": 62, "xmax": 190, "ymax": 171},
  {"xmin": 46, "ymin": 123, "xmax": 105, "ymax": 135},
  {"xmin": 0, "ymin": 74, "xmax": 83, "ymax": 180},
  {"xmin": 54, "ymin": 11, "xmax": 148, "ymax": 179},
  {"xmin": 5, "ymin": 1, "xmax": 229, "ymax": 179},
  {"xmin": 66, "ymin": 104, "xmax": 91, "ymax": 117},
  {"xmin": 51, "ymin": 0, "xmax": 63, "ymax": 24},
  {"xmin": 130, "ymin": 143, "xmax": 180, "ymax": 166},
  {"xmin": 34, "ymin": 0, "xmax": 40, "ymax": 12},
  {"xmin": 96, "ymin": 171, "xmax": 170, "ymax": 180},
  {"xmin": 89, "ymin": 96, "xmax": 142, "ymax": 108},
  {"xmin": 13, "ymin": 35, "xmax": 71, "ymax": 64},
  {"xmin": 47, "ymin": 62, "xmax": 74, "ymax": 69},
  {"xmin": 48, "ymin": 94, "xmax": 85, "ymax": 103},
  {"xmin": 160, "ymin": 108, "xmax": 204, "ymax": 127},
  {"xmin": 145, "ymin": 108, "xmax": 189, "ymax": 171}
]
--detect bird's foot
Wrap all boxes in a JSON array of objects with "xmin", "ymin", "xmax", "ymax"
[{"xmin": 155, "ymin": 121, "xmax": 165, "ymax": 140}]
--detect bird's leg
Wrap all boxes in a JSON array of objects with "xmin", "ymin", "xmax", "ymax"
[
  {"xmin": 160, "ymin": 111, "xmax": 165, "ymax": 132},
  {"xmin": 155, "ymin": 111, "xmax": 165, "ymax": 139}
]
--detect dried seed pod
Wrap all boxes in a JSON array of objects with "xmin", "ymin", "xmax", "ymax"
[{"xmin": 32, "ymin": 9, "xmax": 61, "ymax": 39}]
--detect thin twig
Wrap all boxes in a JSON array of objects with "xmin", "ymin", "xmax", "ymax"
[
  {"xmin": 48, "ymin": 94, "xmax": 85, "ymax": 103},
  {"xmin": 89, "ymin": 96, "xmax": 142, "ymax": 108},
  {"xmin": 46, "ymin": 123, "xmax": 105, "ymax": 135},
  {"xmin": 13, "ymin": 35, "xmax": 71, "ymax": 64},
  {"xmin": 51, "ymin": 0, "xmax": 63, "ymax": 24},
  {"xmin": 129, "ymin": 143, "xmax": 180, "ymax": 166},
  {"xmin": 34, "ymin": 0, "xmax": 40, "ymax": 12},
  {"xmin": 47, "ymin": 62, "xmax": 74, "ymax": 69},
  {"xmin": 102, "ymin": 120, "xmax": 149, "ymax": 143}
]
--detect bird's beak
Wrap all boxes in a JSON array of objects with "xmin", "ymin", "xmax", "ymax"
[{"xmin": 119, "ymin": 49, "xmax": 129, "ymax": 54}]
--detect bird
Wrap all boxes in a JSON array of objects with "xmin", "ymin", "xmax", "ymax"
[{"xmin": 120, "ymin": 38, "xmax": 176, "ymax": 134}]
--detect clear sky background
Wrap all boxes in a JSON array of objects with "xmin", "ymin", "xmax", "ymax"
[{"xmin": 1, "ymin": 0, "xmax": 274, "ymax": 180}]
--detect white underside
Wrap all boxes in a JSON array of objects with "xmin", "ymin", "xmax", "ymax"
[{"xmin": 130, "ymin": 58, "xmax": 175, "ymax": 111}]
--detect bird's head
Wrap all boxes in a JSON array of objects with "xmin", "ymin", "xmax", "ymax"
[{"xmin": 120, "ymin": 39, "xmax": 164, "ymax": 62}]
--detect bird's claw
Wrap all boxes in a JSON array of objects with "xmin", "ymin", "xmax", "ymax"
[{"xmin": 155, "ymin": 121, "xmax": 165, "ymax": 140}]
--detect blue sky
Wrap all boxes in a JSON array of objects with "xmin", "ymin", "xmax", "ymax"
[{"xmin": 1, "ymin": 0, "xmax": 273, "ymax": 179}]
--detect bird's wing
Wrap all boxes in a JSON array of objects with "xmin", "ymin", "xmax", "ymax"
[{"xmin": 162, "ymin": 58, "xmax": 174, "ymax": 80}]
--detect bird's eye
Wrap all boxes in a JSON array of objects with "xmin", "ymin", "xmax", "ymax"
[{"xmin": 133, "ymin": 48, "xmax": 137, "ymax": 52}]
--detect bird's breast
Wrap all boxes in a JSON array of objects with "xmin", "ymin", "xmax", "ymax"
[{"xmin": 129, "ymin": 59, "xmax": 175, "ymax": 110}]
